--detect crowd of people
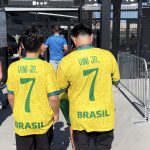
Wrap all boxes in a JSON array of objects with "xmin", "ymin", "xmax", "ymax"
[{"xmin": 6, "ymin": 23, "xmax": 120, "ymax": 150}]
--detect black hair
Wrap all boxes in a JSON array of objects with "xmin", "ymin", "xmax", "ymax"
[
  {"xmin": 71, "ymin": 24, "xmax": 92, "ymax": 37},
  {"xmin": 21, "ymin": 26, "xmax": 44, "ymax": 53},
  {"xmin": 52, "ymin": 25, "xmax": 60, "ymax": 33}
]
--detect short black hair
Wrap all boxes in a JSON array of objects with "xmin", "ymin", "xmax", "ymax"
[
  {"xmin": 71, "ymin": 24, "xmax": 92, "ymax": 37},
  {"xmin": 21, "ymin": 26, "xmax": 44, "ymax": 53},
  {"xmin": 52, "ymin": 25, "xmax": 60, "ymax": 32}
]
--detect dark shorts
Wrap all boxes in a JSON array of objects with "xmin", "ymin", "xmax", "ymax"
[
  {"xmin": 15, "ymin": 126, "xmax": 53, "ymax": 150},
  {"xmin": 73, "ymin": 129, "xmax": 114, "ymax": 150}
]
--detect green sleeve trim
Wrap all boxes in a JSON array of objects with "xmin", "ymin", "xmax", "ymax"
[
  {"xmin": 112, "ymin": 80, "xmax": 120, "ymax": 86},
  {"xmin": 48, "ymin": 91, "xmax": 60, "ymax": 97},
  {"xmin": 8, "ymin": 90, "xmax": 14, "ymax": 95},
  {"xmin": 58, "ymin": 88, "xmax": 67, "ymax": 94},
  {"xmin": 48, "ymin": 88, "xmax": 67, "ymax": 97}
]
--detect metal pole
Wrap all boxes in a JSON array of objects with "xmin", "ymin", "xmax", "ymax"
[
  {"xmin": 35, "ymin": 12, "xmax": 38, "ymax": 22},
  {"xmin": 126, "ymin": 20, "xmax": 130, "ymax": 51},
  {"xmin": 78, "ymin": 0, "xmax": 83, "ymax": 23},
  {"xmin": 68, "ymin": 22, "xmax": 71, "ymax": 50},
  {"xmin": 100, "ymin": 0, "xmax": 111, "ymax": 50},
  {"xmin": 1, "ymin": 0, "xmax": 3, "ymax": 7},
  {"xmin": 112, "ymin": 0, "xmax": 121, "ymax": 58},
  {"xmin": 137, "ymin": 0, "xmax": 142, "ymax": 57}
]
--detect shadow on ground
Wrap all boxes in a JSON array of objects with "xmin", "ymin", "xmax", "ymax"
[
  {"xmin": 0, "ymin": 105, "xmax": 12, "ymax": 126},
  {"xmin": 118, "ymin": 87, "xmax": 145, "ymax": 118},
  {"xmin": 51, "ymin": 122, "xmax": 96, "ymax": 150},
  {"xmin": 51, "ymin": 121, "xmax": 70, "ymax": 150}
]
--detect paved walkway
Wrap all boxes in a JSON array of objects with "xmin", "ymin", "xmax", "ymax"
[{"xmin": 1, "ymin": 86, "xmax": 150, "ymax": 150}]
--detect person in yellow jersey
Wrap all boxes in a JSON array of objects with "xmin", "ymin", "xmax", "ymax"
[
  {"xmin": 7, "ymin": 26, "xmax": 60, "ymax": 150},
  {"xmin": 57, "ymin": 24, "xmax": 120, "ymax": 150}
]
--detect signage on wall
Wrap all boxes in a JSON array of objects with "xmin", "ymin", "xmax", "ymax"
[
  {"xmin": 84, "ymin": 0, "xmax": 100, "ymax": 4},
  {"xmin": 8, "ymin": 0, "xmax": 74, "ymax": 7},
  {"xmin": 122, "ymin": 0, "xmax": 137, "ymax": 4}
]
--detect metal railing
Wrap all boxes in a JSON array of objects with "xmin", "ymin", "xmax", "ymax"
[{"xmin": 118, "ymin": 52, "xmax": 149, "ymax": 122}]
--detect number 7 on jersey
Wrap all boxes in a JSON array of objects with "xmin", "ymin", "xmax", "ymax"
[
  {"xmin": 20, "ymin": 78, "xmax": 35, "ymax": 113},
  {"xmin": 83, "ymin": 68, "xmax": 99, "ymax": 101}
]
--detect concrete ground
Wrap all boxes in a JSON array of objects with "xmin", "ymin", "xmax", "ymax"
[{"xmin": 1, "ymin": 86, "xmax": 150, "ymax": 150}]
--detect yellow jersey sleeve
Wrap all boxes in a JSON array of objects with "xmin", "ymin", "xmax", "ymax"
[
  {"xmin": 46, "ymin": 64, "xmax": 59, "ymax": 97},
  {"xmin": 57, "ymin": 60, "xmax": 69, "ymax": 92},
  {"xmin": 7, "ymin": 64, "xmax": 15, "ymax": 94},
  {"xmin": 111, "ymin": 54, "xmax": 120, "ymax": 85}
]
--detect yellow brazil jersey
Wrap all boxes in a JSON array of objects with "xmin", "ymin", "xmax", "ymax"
[
  {"xmin": 57, "ymin": 45, "xmax": 120, "ymax": 132},
  {"xmin": 7, "ymin": 58, "xmax": 59, "ymax": 136}
]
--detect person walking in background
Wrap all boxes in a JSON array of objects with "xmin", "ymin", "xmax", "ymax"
[
  {"xmin": 0, "ymin": 60, "xmax": 7, "ymax": 85},
  {"xmin": 0, "ymin": 61, "xmax": 2, "ymax": 82},
  {"xmin": 129, "ymin": 34, "xmax": 137, "ymax": 54},
  {"xmin": 18, "ymin": 36, "xmax": 26, "ymax": 59},
  {"xmin": 45, "ymin": 25, "xmax": 75, "ymax": 149},
  {"xmin": 45, "ymin": 25, "xmax": 68, "ymax": 70},
  {"xmin": 57, "ymin": 24, "xmax": 120, "ymax": 150},
  {"xmin": 0, "ymin": 61, "xmax": 3, "ymax": 109},
  {"xmin": 0, "ymin": 60, "xmax": 8, "ymax": 109},
  {"xmin": 7, "ymin": 26, "xmax": 60, "ymax": 150}
]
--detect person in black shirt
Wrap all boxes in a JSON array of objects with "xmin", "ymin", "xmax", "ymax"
[
  {"xmin": 18, "ymin": 37, "xmax": 26, "ymax": 59},
  {"xmin": 0, "ymin": 61, "xmax": 2, "ymax": 83}
]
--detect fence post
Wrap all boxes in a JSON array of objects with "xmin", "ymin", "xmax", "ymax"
[{"xmin": 118, "ymin": 52, "xmax": 150, "ymax": 123}]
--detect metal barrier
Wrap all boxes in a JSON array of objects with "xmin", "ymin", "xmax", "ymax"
[{"xmin": 118, "ymin": 52, "xmax": 149, "ymax": 123}]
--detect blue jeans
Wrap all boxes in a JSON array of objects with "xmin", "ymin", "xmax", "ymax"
[{"xmin": 50, "ymin": 60, "xmax": 60, "ymax": 71}]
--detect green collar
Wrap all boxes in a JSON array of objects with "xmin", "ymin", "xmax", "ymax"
[
  {"xmin": 77, "ymin": 44, "xmax": 94, "ymax": 50},
  {"xmin": 23, "ymin": 58, "xmax": 39, "ymax": 60}
]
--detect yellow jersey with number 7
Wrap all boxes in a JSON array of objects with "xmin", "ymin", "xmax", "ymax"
[
  {"xmin": 57, "ymin": 46, "xmax": 120, "ymax": 132},
  {"xmin": 7, "ymin": 58, "xmax": 59, "ymax": 136}
]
